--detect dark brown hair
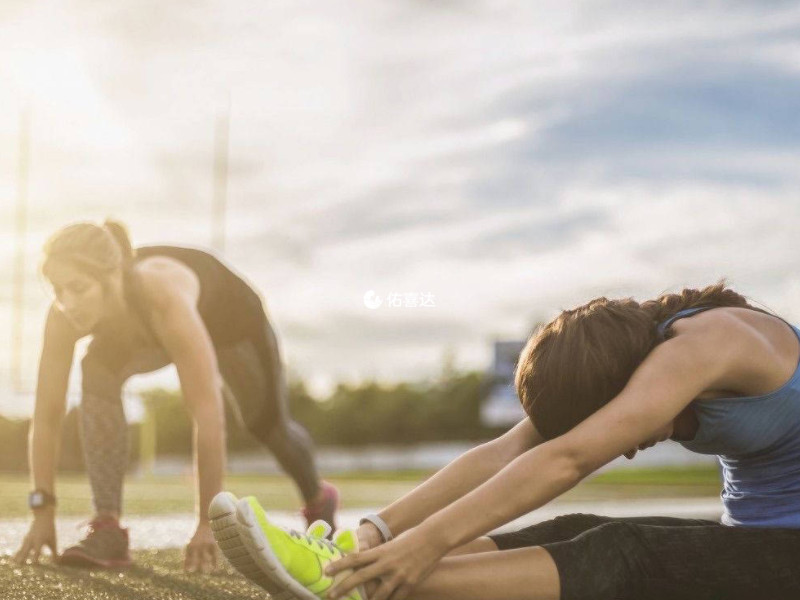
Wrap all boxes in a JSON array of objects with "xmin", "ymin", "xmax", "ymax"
[{"xmin": 515, "ymin": 280, "xmax": 775, "ymax": 440}]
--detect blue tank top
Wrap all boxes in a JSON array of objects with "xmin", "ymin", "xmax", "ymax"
[{"xmin": 658, "ymin": 306, "xmax": 800, "ymax": 528}]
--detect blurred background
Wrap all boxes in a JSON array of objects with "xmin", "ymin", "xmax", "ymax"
[{"xmin": 1, "ymin": 1, "xmax": 799, "ymax": 509}]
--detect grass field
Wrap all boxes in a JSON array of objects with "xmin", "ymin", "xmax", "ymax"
[
  {"xmin": 0, "ymin": 471, "xmax": 430, "ymax": 519},
  {"xmin": 0, "ymin": 466, "xmax": 722, "ymax": 519},
  {"xmin": 0, "ymin": 466, "xmax": 722, "ymax": 598}
]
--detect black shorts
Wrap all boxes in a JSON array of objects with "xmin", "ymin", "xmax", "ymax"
[{"xmin": 488, "ymin": 512, "xmax": 800, "ymax": 600}]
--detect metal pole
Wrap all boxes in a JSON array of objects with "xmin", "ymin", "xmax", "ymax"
[
  {"xmin": 212, "ymin": 101, "xmax": 230, "ymax": 253},
  {"xmin": 11, "ymin": 106, "xmax": 31, "ymax": 393}
]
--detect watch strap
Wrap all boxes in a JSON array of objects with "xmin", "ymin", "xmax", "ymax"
[
  {"xmin": 29, "ymin": 489, "xmax": 57, "ymax": 509},
  {"xmin": 358, "ymin": 513, "xmax": 393, "ymax": 542}
]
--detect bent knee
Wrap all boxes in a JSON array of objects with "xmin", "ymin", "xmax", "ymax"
[{"xmin": 245, "ymin": 413, "xmax": 283, "ymax": 443}]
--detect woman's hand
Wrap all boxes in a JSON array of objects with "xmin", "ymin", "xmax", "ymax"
[
  {"xmin": 325, "ymin": 525, "xmax": 447, "ymax": 600},
  {"xmin": 14, "ymin": 510, "xmax": 58, "ymax": 565},
  {"xmin": 184, "ymin": 521, "xmax": 218, "ymax": 573},
  {"xmin": 356, "ymin": 521, "xmax": 385, "ymax": 552}
]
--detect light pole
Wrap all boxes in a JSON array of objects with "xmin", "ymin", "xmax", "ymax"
[
  {"xmin": 11, "ymin": 106, "xmax": 31, "ymax": 393},
  {"xmin": 212, "ymin": 101, "xmax": 230, "ymax": 254}
]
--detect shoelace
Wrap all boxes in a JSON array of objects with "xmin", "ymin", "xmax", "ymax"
[
  {"xmin": 76, "ymin": 518, "xmax": 99, "ymax": 535},
  {"xmin": 288, "ymin": 529, "xmax": 339, "ymax": 554},
  {"xmin": 75, "ymin": 517, "xmax": 121, "ymax": 537}
]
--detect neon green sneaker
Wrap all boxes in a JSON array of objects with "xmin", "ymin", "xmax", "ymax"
[
  {"xmin": 210, "ymin": 491, "xmax": 294, "ymax": 599},
  {"xmin": 235, "ymin": 495, "xmax": 366, "ymax": 600}
]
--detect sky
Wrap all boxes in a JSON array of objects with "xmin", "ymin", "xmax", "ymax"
[{"xmin": 1, "ymin": 0, "xmax": 799, "ymax": 416}]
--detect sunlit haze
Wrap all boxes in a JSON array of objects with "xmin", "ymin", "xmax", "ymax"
[{"xmin": 2, "ymin": 1, "xmax": 799, "ymax": 416}]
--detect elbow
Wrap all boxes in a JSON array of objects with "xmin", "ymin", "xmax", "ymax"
[{"xmin": 543, "ymin": 440, "xmax": 588, "ymax": 488}]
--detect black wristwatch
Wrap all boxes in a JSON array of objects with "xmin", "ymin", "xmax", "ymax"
[{"xmin": 28, "ymin": 489, "xmax": 57, "ymax": 511}]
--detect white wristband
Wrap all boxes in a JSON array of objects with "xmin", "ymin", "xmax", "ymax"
[{"xmin": 359, "ymin": 514, "xmax": 394, "ymax": 542}]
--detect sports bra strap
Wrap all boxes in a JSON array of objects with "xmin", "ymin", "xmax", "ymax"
[{"xmin": 656, "ymin": 305, "xmax": 715, "ymax": 341}]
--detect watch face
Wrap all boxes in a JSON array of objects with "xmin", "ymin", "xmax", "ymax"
[{"xmin": 29, "ymin": 492, "xmax": 45, "ymax": 508}]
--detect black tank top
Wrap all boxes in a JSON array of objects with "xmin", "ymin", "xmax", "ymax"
[
  {"xmin": 87, "ymin": 245, "xmax": 268, "ymax": 373},
  {"xmin": 128, "ymin": 245, "xmax": 267, "ymax": 348}
]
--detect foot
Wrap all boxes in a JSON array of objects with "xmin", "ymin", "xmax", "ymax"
[
  {"xmin": 302, "ymin": 481, "xmax": 339, "ymax": 534},
  {"xmin": 210, "ymin": 491, "xmax": 294, "ymax": 599},
  {"xmin": 236, "ymin": 495, "xmax": 366, "ymax": 600},
  {"xmin": 59, "ymin": 516, "xmax": 132, "ymax": 569}
]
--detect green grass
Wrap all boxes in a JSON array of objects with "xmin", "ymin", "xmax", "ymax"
[
  {"xmin": 0, "ymin": 472, "xmax": 426, "ymax": 518},
  {"xmin": 0, "ymin": 465, "xmax": 722, "ymax": 520},
  {"xmin": 590, "ymin": 465, "xmax": 722, "ymax": 486}
]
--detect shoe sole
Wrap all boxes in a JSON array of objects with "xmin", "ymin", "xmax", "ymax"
[
  {"xmin": 209, "ymin": 492, "xmax": 294, "ymax": 600},
  {"xmin": 235, "ymin": 498, "xmax": 320, "ymax": 600}
]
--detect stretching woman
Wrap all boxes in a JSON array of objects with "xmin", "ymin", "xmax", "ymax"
[
  {"xmin": 13, "ymin": 220, "xmax": 338, "ymax": 572},
  {"xmin": 218, "ymin": 282, "xmax": 800, "ymax": 600}
]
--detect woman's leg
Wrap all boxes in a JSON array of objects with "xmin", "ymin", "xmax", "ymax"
[
  {"xmin": 414, "ymin": 546, "xmax": 560, "ymax": 600},
  {"xmin": 217, "ymin": 316, "xmax": 322, "ymax": 504},
  {"xmin": 445, "ymin": 514, "xmax": 800, "ymax": 600},
  {"xmin": 446, "ymin": 536, "xmax": 499, "ymax": 556},
  {"xmin": 447, "ymin": 512, "xmax": 718, "ymax": 558},
  {"xmin": 487, "ymin": 512, "xmax": 719, "ymax": 550},
  {"xmin": 62, "ymin": 347, "xmax": 136, "ymax": 567},
  {"xmin": 79, "ymin": 350, "xmax": 129, "ymax": 518}
]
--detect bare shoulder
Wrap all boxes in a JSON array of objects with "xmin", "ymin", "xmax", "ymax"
[
  {"xmin": 670, "ymin": 306, "xmax": 793, "ymax": 358},
  {"xmin": 133, "ymin": 255, "xmax": 200, "ymax": 310},
  {"xmin": 671, "ymin": 307, "xmax": 798, "ymax": 397}
]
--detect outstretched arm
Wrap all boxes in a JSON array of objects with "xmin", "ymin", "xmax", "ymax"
[
  {"xmin": 15, "ymin": 305, "xmax": 77, "ymax": 564},
  {"xmin": 363, "ymin": 418, "xmax": 542, "ymax": 547}
]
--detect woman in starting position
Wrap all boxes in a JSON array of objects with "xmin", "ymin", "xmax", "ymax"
[{"xmin": 14, "ymin": 220, "xmax": 338, "ymax": 572}]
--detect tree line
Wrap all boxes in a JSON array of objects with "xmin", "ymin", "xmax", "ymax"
[{"xmin": 0, "ymin": 371, "xmax": 511, "ymax": 472}]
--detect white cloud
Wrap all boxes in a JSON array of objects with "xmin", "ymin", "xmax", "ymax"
[{"xmin": 1, "ymin": 0, "xmax": 799, "ymax": 409}]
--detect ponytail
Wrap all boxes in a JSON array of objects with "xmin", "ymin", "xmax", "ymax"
[{"xmin": 102, "ymin": 219, "xmax": 136, "ymax": 266}]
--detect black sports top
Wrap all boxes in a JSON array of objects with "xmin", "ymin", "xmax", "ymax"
[
  {"xmin": 89, "ymin": 245, "xmax": 267, "ymax": 372},
  {"xmin": 130, "ymin": 245, "xmax": 266, "ymax": 346}
]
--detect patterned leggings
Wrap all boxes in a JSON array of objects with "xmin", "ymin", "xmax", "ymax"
[
  {"xmin": 488, "ymin": 512, "xmax": 800, "ymax": 600},
  {"xmin": 80, "ymin": 315, "xmax": 321, "ymax": 515}
]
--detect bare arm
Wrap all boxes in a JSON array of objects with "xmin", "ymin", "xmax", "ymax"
[
  {"xmin": 376, "ymin": 418, "xmax": 542, "ymax": 539},
  {"xmin": 141, "ymin": 259, "xmax": 225, "ymax": 572},
  {"xmin": 31, "ymin": 305, "xmax": 77, "ymax": 500},
  {"xmin": 143, "ymin": 262, "xmax": 225, "ymax": 524},
  {"xmin": 14, "ymin": 304, "xmax": 78, "ymax": 563},
  {"xmin": 423, "ymin": 327, "xmax": 735, "ymax": 551}
]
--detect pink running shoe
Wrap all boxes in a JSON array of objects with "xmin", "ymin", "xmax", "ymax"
[
  {"xmin": 301, "ymin": 481, "xmax": 339, "ymax": 535},
  {"xmin": 60, "ymin": 516, "xmax": 132, "ymax": 569}
]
